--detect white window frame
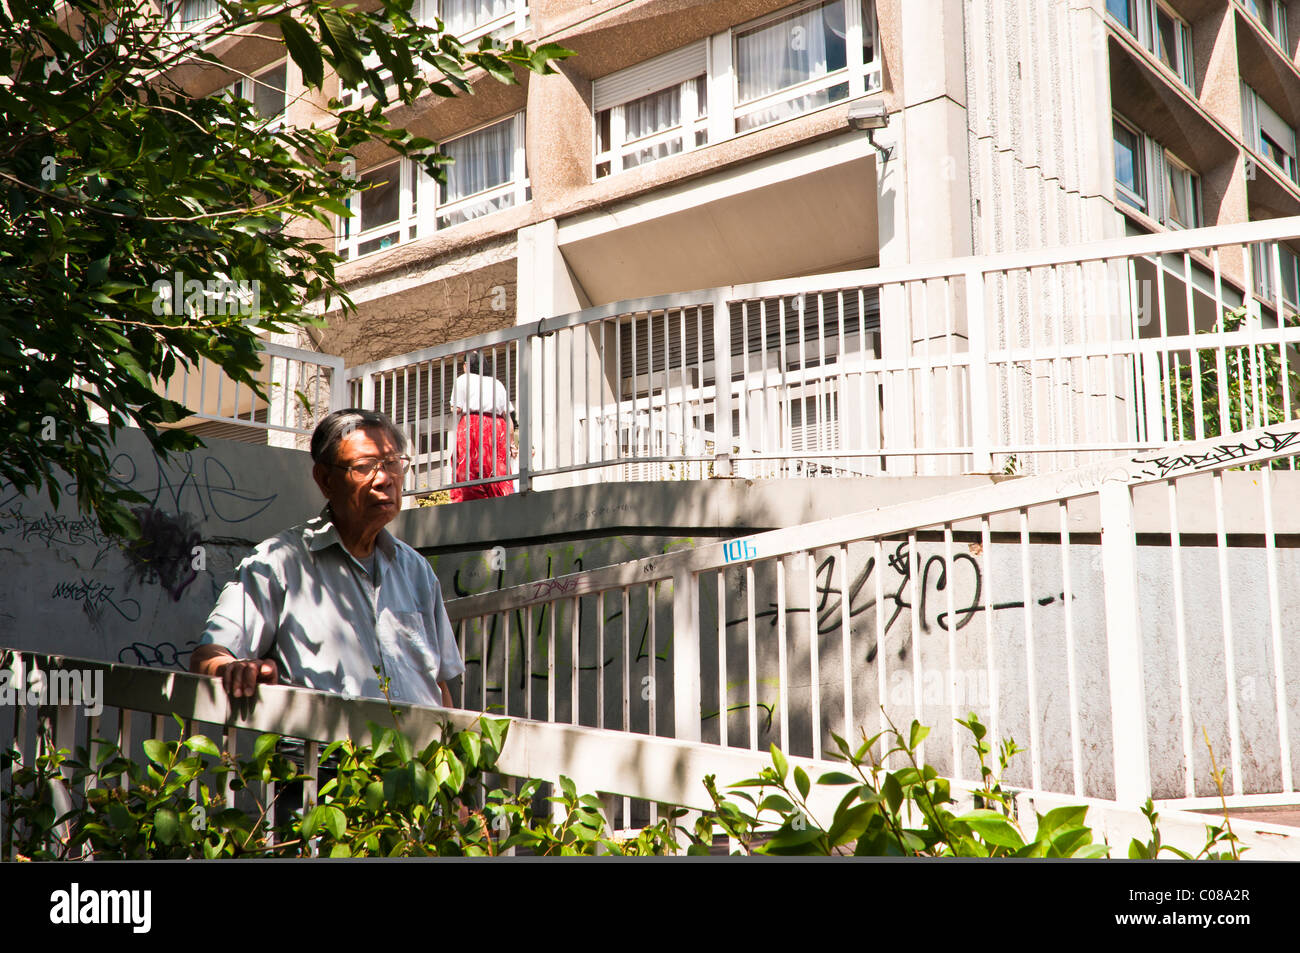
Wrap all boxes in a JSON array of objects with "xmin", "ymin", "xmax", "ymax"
[
  {"xmin": 1242, "ymin": 83, "xmax": 1299, "ymax": 183},
  {"xmin": 1246, "ymin": 0, "xmax": 1289, "ymax": 50},
  {"xmin": 169, "ymin": 0, "xmax": 220, "ymax": 32},
  {"xmin": 1252, "ymin": 241, "xmax": 1300, "ymax": 308},
  {"xmin": 1106, "ymin": 0, "xmax": 1195, "ymax": 91},
  {"xmin": 1113, "ymin": 115, "xmax": 1148, "ymax": 212},
  {"xmin": 434, "ymin": 0, "xmax": 530, "ymax": 46},
  {"xmin": 435, "ymin": 113, "xmax": 529, "ymax": 230},
  {"xmin": 1113, "ymin": 113, "xmax": 1202, "ymax": 229},
  {"xmin": 593, "ymin": 44, "xmax": 709, "ymax": 179},
  {"xmin": 339, "ymin": 0, "xmax": 529, "ymax": 109},
  {"xmin": 726, "ymin": 0, "xmax": 880, "ymax": 136},
  {"xmin": 1152, "ymin": 1, "xmax": 1194, "ymax": 90},
  {"xmin": 215, "ymin": 59, "xmax": 289, "ymax": 131},
  {"xmin": 338, "ymin": 113, "xmax": 527, "ymax": 260}
]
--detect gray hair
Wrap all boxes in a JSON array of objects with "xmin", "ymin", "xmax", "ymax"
[{"xmin": 310, "ymin": 409, "xmax": 407, "ymax": 467}]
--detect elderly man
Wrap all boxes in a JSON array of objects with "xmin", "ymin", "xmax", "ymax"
[{"xmin": 191, "ymin": 409, "xmax": 463, "ymax": 708}]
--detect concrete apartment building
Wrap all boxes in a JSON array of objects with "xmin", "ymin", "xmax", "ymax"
[{"xmin": 166, "ymin": 0, "xmax": 1300, "ymax": 455}]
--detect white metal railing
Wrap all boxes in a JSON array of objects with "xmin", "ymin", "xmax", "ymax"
[
  {"xmin": 157, "ymin": 340, "xmax": 346, "ymax": 439},
  {"xmin": 347, "ymin": 217, "xmax": 1300, "ymax": 496},
  {"xmin": 445, "ymin": 419, "xmax": 1300, "ymax": 809}
]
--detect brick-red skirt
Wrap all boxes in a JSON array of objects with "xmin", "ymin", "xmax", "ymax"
[{"xmin": 450, "ymin": 413, "xmax": 514, "ymax": 502}]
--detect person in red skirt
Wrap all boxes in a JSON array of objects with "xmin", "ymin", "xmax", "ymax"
[{"xmin": 448, "ymin": 353, "xmax": 516, "ymax": 502}]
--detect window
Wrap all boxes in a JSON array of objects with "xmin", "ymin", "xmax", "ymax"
[
  {"xmin": 1252, "ymin": 242, "xmax": 1300, "ymax": 308},
  {"xmin": 732, "ymin": 0, "xmax": 879, "ymax": 134},
  {"xmin": 437, "ymin": 0, "xmax": 529, "ymax": 43},
  {"xmin": 1113, "ymin": 114, "xmax": 1201, "ymax": 228},
  {"xmin": 338, "ymin": 114, "xmax": 526, "ymax": 259},
  {"xmin": 437, "ymin": 114, "xmax": 528, "ymax": 228},
  {"xmin": 591, "ymin": 0, "xmax": 879, "ymax": 177},
  {"xmin": 339, "ymin": 0, "xmax": 529, "ymax": 108},
  {"xmin": 216, "ymin": 61, "xmax": 288, "ymax": 126},
  {"xmin": 1242, "ymin": 83, "xmax": 1298, "ymax": 183},
  {"xmin": 594, "ymin": 43, "xmax": 709, "ymax": 178},
  {"xmin": 1113, "ymin": 117, "xmax": 1146, "ymax": 211},
  {"xmin": 1246, "ymin": 0, "xmax": 1289, "ymax": 49},
  {"xmin": 169, "ymin": 0, "xmax": 219, "ymax": 30},
  {"xmin": 1106, "ymin": 0, "xmax": 1194, "ymax": 91}
]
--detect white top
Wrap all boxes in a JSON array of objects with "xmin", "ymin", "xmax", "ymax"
[
  {"xmin": 450, "ymin": 371, "xmax": 513, "ymax": 417},
  {"xmin": 200, "ymin": 507, "xmax": 464, "ymax": 707}
]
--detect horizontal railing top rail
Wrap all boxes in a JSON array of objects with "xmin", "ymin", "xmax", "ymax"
[
  {"xmin": 348, "ymin": 216, "xmax": 1300, "ymax": 381},
  {"xmin": 0, "ymin": 651, "xmax": 834, "ymax": 814},
  {"xmin": 446, "ymin": 419, "xmax": 1300, "ymax": 618}
]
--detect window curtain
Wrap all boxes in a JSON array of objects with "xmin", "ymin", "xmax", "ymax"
[
  {"xmin": 735, "ymin": 0, "xmax": 846, "ymax": 103},
  {"xmin": 440, "ymin": 0, "xmax": 512, "ymax": 34},
  {"xmin": 180, "ymin": 0, "xmax": 218, "ymax": 25},
  {"xmin": 623, "ymin": 87, "xmax": 681, "ymax": 142},
  {"xmin": 442, "ymin": 120, "xmax": 513, "ymax": 203}
]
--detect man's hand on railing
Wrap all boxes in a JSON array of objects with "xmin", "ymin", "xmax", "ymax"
[{"xmin": 190, "ymin": 644, "xmax": 279, "ymax": 700}]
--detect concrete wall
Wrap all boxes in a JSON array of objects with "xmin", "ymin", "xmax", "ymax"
[{"xmin": 0, "ymin": 429, "xmax": 321, "ymax": 667}]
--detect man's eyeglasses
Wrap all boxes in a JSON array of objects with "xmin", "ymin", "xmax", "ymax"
[{"xmin": 332, "ymin": 455, "xmax": 411, "ymax": 480}]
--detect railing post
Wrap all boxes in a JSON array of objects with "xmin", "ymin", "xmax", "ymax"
[
  {"xmin": 1098, "ymin": 481, "xmax": 1151, "ymax": 804},
  {"xmin": 328, "ymin": 356, "xmax": 347, "ymax": 413},
  {"xmin": 711, "ymin": 290, "xmax": 733, "ymax": 478},
  {"xmin": 965, "ymin": 268, "xmax": 993, "ymax": 473},
  {"xmin": 517, "ymin": 335, "xmax": 533, "ymax": 493},
  {"xmin": 672, "ymin": 567, "xmax": 701, "ymax": 743},
  {"xmin": 359, "ymin": 368, "xmax": 374, "ymax": 412}
]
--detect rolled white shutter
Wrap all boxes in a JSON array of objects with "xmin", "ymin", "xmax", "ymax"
[{"xmin": 593, "ymin": 41, "xmax": 708, "ymax": 112}]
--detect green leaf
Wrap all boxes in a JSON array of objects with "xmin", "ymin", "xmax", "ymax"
[
  {"xmin": 793, "ymin": 766, "xmax": 810, "ymax": 801},
  {"xmin": 908, "ymin": 720, "xmax": 930, "ymax": 751},
  {"xmin": 184, "ymin": 735, "xmax": 221, "ymax": 758},
  {"xmin": 142, "ymin": 738, "xmax": 170, "ymax": 767},
  {"xmin": 758, "ymin": 794, "xmax": 795, "ymax": 814},
  {"xmin": 252, "ymin": 733, "xmax": 279, "ymax": 764},
  {"xmin": 770, "ymin": 744, "xmax": 788, "ymax": 783},
  {"xmin": 321, "ymin": 805, "xmax": 346, "ymax": 840},
  {"xmin": 817, "ymin": 771, "xmax": 858, "ymax": 785},
  {"xmin": 154, "ymin": 807, "xmax": 179, "ymax": 845},
  {"xmin": 279, "ymin": 16, "xmax": 323, "ymax": 87},
  {"xmin": 959, "ymin": 809, "xmax": 1025, "ymax": 849},
  {"xmin": 881, "ymin": 772, "xmax": 904, "ymax": 815},
  {"xmin": 1037, "ymin": 804, "xmax": 1089, "ymax": 838}
]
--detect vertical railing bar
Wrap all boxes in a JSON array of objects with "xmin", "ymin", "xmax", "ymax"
[
  {"xmin": 525, "ymin": 604, "xmax": 534, "ymax": 721},
  {"xmin": 1059, "ymin": 500, "xmax": 1083, "ymax": 797},
  {"xmin": 1156, "ymin": 251, "xmax": 1173, "ymax": 442},
  {"xmin": 480, "ymin": 613, "xmax": 488, "ymax": 715},
  {"xmin": 547, "ymin": 600, "xmax": 556, "ymax": 723},
  {"xmin": 1213, "ymin": 470, "xmax": 1242, "ymax": 795},
  {"xmin": 776, "ymin": 556, "xmax": 790, "ymax": 751},
  {"xmin": 503, "ymin": 608, "xmax": 512, "ymax": 718},
  {"xmin": 921, "ymin": 279, "xmax": 935, "ymax": 474},
  {"xmin": 1020, "ymin": 507, "xmax": 1041, "ymax": 791},
  {"xmin": 944, "ymin": 525, "xmax": 960, "ymax": 777},
  {"xmin": 839, "ymin": 542, "xmax": 852, "ymax": 744},
  {"xmin": 571, "ymin": 594, "xmax": 580, "ymax": 725},
  {"xmin": 717, "ymin": 571, "xmax": 728, "ymax": 748},
  {"xmin": 622, "ymin": 587, "xmax": 631, "ymax": 734},
  {"xmin": 1259, "ymin": 462, "xmax": 1293, "ymax": 792},
  {"xmin": 1166, "ymin": 478, "xmax": 1194, "ymax": 798},
  {"xmin": 1185, "ymin": 252, "xmax": 1205, "ymax": 441},
  {"xmin": 981, "ymin": 516, "xmax": 998, "ymax": 762},
  {"xmin": 1210, "ymin": 249, "xmax": 1230, "ymax": 436},
  {"xmin": 806, "ymin": 550, "xmax": 821, "ymax": 760},
  {"xmin": 596, "ymin": 591, "xmax": 605, "ymax": 731},
  {"xmin": 908, "ymin": 530, "xmax": 923, "ymax": 764},
  {"xmin": 648, "ymin": 581, "xmax": 658, "ymax": 736},
  {"xmin": 943, "ymin": 278, "xmax": 958, "ymax": 474},
  {"xmin": 746, "ymin": 563, "xmax": 758, "ymax": 750},
  {"xmin": 874, "ymin": 538, "xmax": 887, "ymax": 755}
]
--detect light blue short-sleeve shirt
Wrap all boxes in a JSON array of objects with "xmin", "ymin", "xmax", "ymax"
[{"xmin": 200, "ymin": 507, "xmax": 464, "ymax": 707}]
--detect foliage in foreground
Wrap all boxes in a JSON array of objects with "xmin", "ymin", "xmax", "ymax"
[{"xmin": 0, "ymin": 713, "xmax": 1243, "ymax": 859}]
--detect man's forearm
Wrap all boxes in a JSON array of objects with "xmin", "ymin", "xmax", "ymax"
[{"xmin": 190, "ymin": 643, "xmax": 236, "ymax": 676}]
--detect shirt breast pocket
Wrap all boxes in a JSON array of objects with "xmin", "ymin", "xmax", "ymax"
[{"xmin": 391, "ymin": 611, "xmax": 441, "ymax": 673}]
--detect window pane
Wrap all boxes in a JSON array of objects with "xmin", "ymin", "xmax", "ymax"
[
  {"xmin": 1106, "ymin": 0, "xmax": 1132, "ymax": 30},
  {"xmin": 735, "ymin": 0, "xmax": 848, "ymax": 103},
  {"xmin": 253, "ymin": 63, "xmax": 287, "ymax": 119},
  {"xmin": 624, "ymin": 87, "xmax": 681, "ymax": 142},
  {"xmin": 440, "ymin": 0, "xmax": 512, "ymax": 34},
  {"xmin": 441, "ymin": 119, "xmax": 515, "ymax": 204},
  {"xmin": 1284, "ymin": 248, "xmax": 1299, "ymax": 306},
  {"xmin": 1165, "ymin": 161, "xmax": 1194, "ymax": 227},
  {"xmin": 179, "ymin": 0, "xmax": 218, "ymax": 26},
  {"xmin": 1156, "ymin": 10, "xmax": 1178, "ymax": 71},
  {"xmin": 360, "ymin": 165, "xmax": 400, "ymax": 231},
  {"xmin": 1113, "ymin": 121, "xmax": 1144, "ymax": 207},
  {"xmin": 737, "ymin": 81, "xmax": 849, "ymax": 133}
]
